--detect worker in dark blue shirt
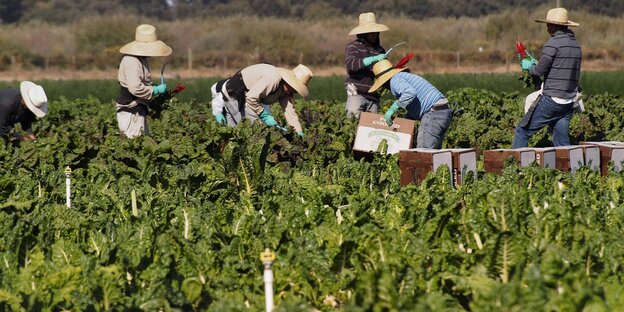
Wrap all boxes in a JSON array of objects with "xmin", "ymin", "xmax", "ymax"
[{"xmin": 0, "ymin": 81, "xmax": 48, "ymax": 141}]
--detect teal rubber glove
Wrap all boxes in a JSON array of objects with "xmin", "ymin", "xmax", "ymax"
[
  {"xmin": 215, "ymin": 113, "xmax": 226, "ymax": 124},
  {"xmin": 384, "ymin": 102, "xmax": 400, "ymax": 126},
  {"xmin": 297, "ymin": 131, "xmax": 304, "ymax": 138},
  {"xmin": 259, "ymin": 110, "xmax": 278, "ymax": 127},
  {"xmin": 152, "ymin": 84, "xmax": 167, "ymax": 96},
  {"xmin": 521, "ymin": 58, "xmax": 537, "ymax": 71},
  {"xmin": 363, "ymin": 54, "xmax": 386, "ymax": 67}
]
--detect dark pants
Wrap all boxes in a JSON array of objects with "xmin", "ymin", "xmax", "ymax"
[{"xmin": 512, "ymin": 95, "xmax": 574, "ymax": 148}]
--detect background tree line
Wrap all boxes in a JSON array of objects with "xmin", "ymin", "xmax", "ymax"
[{"xmin": 1, "ymin": 0, "xmax": 623, "ymax": 24}]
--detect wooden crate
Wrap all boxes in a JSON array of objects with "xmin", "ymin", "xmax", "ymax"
[
  {"xmin": 483, "ymin": 149, "xmax": 536, "ymax": 175},
  {"xmin": 531, "ymin": 148, "xmax": 556, "ymax": 169},
  {"xmin": 580, "ymin": 141, "xmax": 624, "ymax": 175},
  {"xmin": 447, "ymin": 148, "xmax": 477, "ymax": 185},
  {"xmin": 554, "ymin": 146, "xmax": 584, "ymax": 173},
  {"xmin": 399, "ymin": 149, "xmax": 453, "ymax": 186},
  {"xmin": 353, "ymin": 112, "xmax": 415, "ymax": 155}
]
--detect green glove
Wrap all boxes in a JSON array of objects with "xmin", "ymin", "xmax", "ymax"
[
  {"xmin": 521, "ymin": 58, "xmax": 536, "ymax": 71},
  {"xmin": 384, "ymin": 102, "xmax": 400, "ymax": 126},
  {"xmin": 259, "ymin": 110, "xmax": 278, "ymax": 127},
  {"xmin": 297, "ymin": 131, "xmax": 304, "ymax": 138},
  {"xmin": 215, "ymin": 113, "xmax": 226, "ymax": 124},
  {"xmin": 363, "ymin": 54, "xmax": 386, "ymax": 67},
  {"xmin": 152, "ymin": 83, "xmax": 167, "ymax": 96}
]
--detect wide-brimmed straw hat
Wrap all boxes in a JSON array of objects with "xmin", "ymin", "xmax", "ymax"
[
  {"xmin": 368, "ymin": 60, "xmax": 409, "ymax": 93},
  {"xmin": 20, "ymin": 81, "xmax": 48, "ymax": 118},
  {"xmin": 119, "ymin": 24, "xmax": 173, "ymax": 57},
  {"xmin": 535, "ymin": 8, "xmax": 580, "ymax": 27},
  {"xmin": 278, "ymin": 64, "xmax": 313, "ymax": 98},
  {"xmin": 349, "ymin": 12, "xmax": 389, "ymax": 35}
]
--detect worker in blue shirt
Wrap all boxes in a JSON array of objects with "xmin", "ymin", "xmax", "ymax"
[{"xmin": 369, "ymin": 60, "xmax": 452, "ymax": 149}]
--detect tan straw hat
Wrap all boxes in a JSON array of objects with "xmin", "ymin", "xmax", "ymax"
[
  {"xmin": 20, "ymin": 81, "xmax": 48, "ymax": 118},
  {"xmin": 368, "ymin": 60, "xmax": 409, "ymax": 93},
  {"xmin": 278, "ymin": 64, "xmax": 313, "ymax": 98},
  {"xmin": 349, "ymin": 12, "xmax": 389, "ymax": 35},
  {"xmin": 535, "ymin": 8, "xmax": 580, "ymax": 27},
  {"xmin": 119, "ymin": 24, "xmax": 173, "ymax": 57}
]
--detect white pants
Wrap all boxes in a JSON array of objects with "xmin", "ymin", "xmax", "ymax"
[{"xmin": 117, "ymin": 106, "xmax": 148, "ymax": 138}]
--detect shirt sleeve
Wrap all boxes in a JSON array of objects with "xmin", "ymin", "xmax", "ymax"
[
  {"xmin": 530, "ymin": 42, "xmax": 556, "ymax": 77},
  {"xmin": 245, "ymin": 73, "xmax": 282, "ymax": 115},
  {"xmin": 0, "ymin": 114, "xmax": 11, "ymax": 136},
  {"xmin": 123, "ymin": 57, "xmax": 154, "ymax": 100},
  {"xmin": 345, "ymin": 43, "xmax": 367, "ymax": 73},
  {"xmin": 391, "ymin": 76, "xmax": 416, "ymax": 109},
  {"xmin": 279, "ymin": 96, "xmax": 303, "ymax": 133}
]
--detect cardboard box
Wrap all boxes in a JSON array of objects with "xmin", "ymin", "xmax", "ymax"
[
  {"xmin": 353, "ymin": 112, "xmax": 416, "ymax": 155},
  {"xmin": 531, "ymin": 148, "xmax": 556, "ymax": 169},
  {"xmin": 483, "ymin": 149, "xmax": 536, "ymax": 175},
  {"xmin": 447, "ymin": 149, "xmax": 477, "ymax": 186},
  {"xmin": 578, "ymin": 145, "xmax": 601, "ymax": 172},
  {"xmin": 399, "ymin": 149, "xmax": 453, "ymax": 186},
  {"xmin": 554, "ymin": 146, "xmax": 584, "ymax": 173},
  {"xmin": 580, "ymin": 141, "xmax": 624, "ymax": 175}
]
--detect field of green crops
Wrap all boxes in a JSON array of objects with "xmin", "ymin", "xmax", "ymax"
[{"xmin": 1, "ymin": 79, "xmax": 624, "ymax": 311}]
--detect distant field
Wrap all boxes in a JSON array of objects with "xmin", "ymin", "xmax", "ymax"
[{"xmin": 1, "ymin": 71, "xmax": 622, "ymax": 104}]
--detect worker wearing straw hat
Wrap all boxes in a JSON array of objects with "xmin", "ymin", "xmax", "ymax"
[
  {"xmin": 211, "ymin": 63, "xmax": 313, "ymax": 137},
  {"xmin": 116, "ymin": 24, "xmax": 172, "ymax": 139},
  {"xmin": 369, "ymin": 60, "xmax": 452, "ymax": 149},
  {"xmin": 345, "ymin": 12, "xmax": 388, "ymax": 119},
  {"xmin": 0, "ymin": 81, "xmax": 48, "ymax": 141},
  {"xmin": 513, "ymin": 8, "xmax": 582, "ymax": 148}
]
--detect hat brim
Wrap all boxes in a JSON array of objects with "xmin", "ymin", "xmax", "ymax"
[
  {"xmin": 119, "ymin": 40, "xmax": 173, "ymax": 57},
  {"xmin": 349, "ymin": 24, "xmax": 389, "ymax": 35},
  {"xmin": 535, "ymin": 19, "xmax": 580, "ymax": 27},
  {"xmin": 368, "ymin": 67, "xmax": 409, "ymax": 93},
  {"xmin": 278, "ymin": 68, "xmax": 309, "ymax": 98},
  {"xmin": 20, "ymin": 81, "xmax": 48, "ymax": 118}
]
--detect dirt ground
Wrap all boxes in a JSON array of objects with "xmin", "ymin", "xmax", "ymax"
[{"xmin": 0, "ymin": 60, "xmax": 621, "ymax": 81}]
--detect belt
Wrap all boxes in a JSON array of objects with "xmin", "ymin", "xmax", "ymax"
[{"xmin": 430, "ymin": 103, "xmax": 450, "ymax": 112}]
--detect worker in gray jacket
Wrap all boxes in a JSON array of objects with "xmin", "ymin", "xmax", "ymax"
[{"xmin": 512, "ymin": 8, "xmax": 581, "ymax": 148}]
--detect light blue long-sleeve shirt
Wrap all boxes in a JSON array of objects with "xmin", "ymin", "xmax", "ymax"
[{"xmin": 390, "ymin": 72, "xmax": 444, "ymax": 120}]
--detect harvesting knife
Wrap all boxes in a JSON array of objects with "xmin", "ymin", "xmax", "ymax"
[
  {"xmin": 160, "ymin": 62, "xmax": 168, "ymax": 85},
  {"xmin": 386, "ymin": 42, "xmax": 406, "ymax": 56}
]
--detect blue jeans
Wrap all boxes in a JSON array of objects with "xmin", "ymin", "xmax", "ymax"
[
  {"xmin": 415, "ymin": 108, "xmax": 453, "ymax": 148},
  {"xmin": 512, "ymin": 95, "xmax": 574, "ymax": 148}
]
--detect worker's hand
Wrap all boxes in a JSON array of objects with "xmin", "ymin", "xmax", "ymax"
[
  {"xmin": 259, "ymin": 110, "xmax": 278, "ymax": 127},
  {"xmin": 19, "ymin": 133, "xmax": 37, "ymax": 141},
  {"xmin": 384, "ymin": 102, "xmax": 400, "ymax": 127},
  {"xmin": 297, "ymin": 131, "xmax": 304, "ymax": 138},
  {"xmin": 363, "ymin": 54, "xmax": 386, "ymax": 67},
  {"xmin": 521, "ymin": 58, "xmax": 536, "ymax": 71},
  {"xmin": 152, "ymin": 83, "xmax": 168, "ymax": 96},
  {"xmin": 215, "ymin": 113, "xmax": 226, "ymax": 125}
]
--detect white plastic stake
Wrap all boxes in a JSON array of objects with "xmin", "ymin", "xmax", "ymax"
[
  {"xmin": 260, "ymin": 249, "xmax": 276, "ymax": 312},
  {"xmin": 64, "ymin": 167, "xmax": 72, "ymax": 208}
]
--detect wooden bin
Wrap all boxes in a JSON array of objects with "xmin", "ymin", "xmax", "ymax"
[
  {"xmin": 531, "ymin": 148, "xmax": 556, "ymax": 169},
  {"xmin": 353, "ymin": 112, "xmax": 415, "ymax": 155},
  {"xmin": 580, "ymin": 141, "xmax": 624, "ymax": 175},
  {"xmin": 447, "ymin": 148, "xmax": 477, "ymax": 186},
  {"xmin": 554, "ymin": 146, "xmax": 584, "ymax": 173},
  {"xmin": 483, "ymin": 149, "xmax": 536, "ymax": 175},
  {"xmin": 399, "ymin": 149, "xmax": 453, "ymax": 186}
]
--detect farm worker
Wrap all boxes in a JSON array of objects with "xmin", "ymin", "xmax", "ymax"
[
  {"xmin": 369, "ymin": 60, "xmax": 452, "ymax": 149},
  {"xmin": 345, "ymin": 12, "xmax": 388, "ymax": 119},
  {"xmin": 211, "ymin": 63, "xmax": 313, "ymax": 138},
  {"xmin": 512, "ymin": 8, "xmax": 582, "ymax": 148},
  {"xmin": 116, "ymin": 24, "xmax": 172, "ymax": 139},
  {"xmin": 0, "ymin": 81, "xmax": 48, "ymax": 141}
]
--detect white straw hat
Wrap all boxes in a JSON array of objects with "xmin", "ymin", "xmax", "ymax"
[
  {"xmin": 20, "ymin": 81, "xmax": 48, "ymax": 118},
  {"xmin": 278, "ymin": 64, "xmax": 313, "ymax": 98},
  {"xmin": 119, "ymin": 24, "xmax": 173, "ymax": 57},
  {"xmin": 535, "ymin": 8, "xmax": 580, "ymax": 27},
  {"xmin": 349, "ymin": 12, "xmax": 389, "ymax": 35}
]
